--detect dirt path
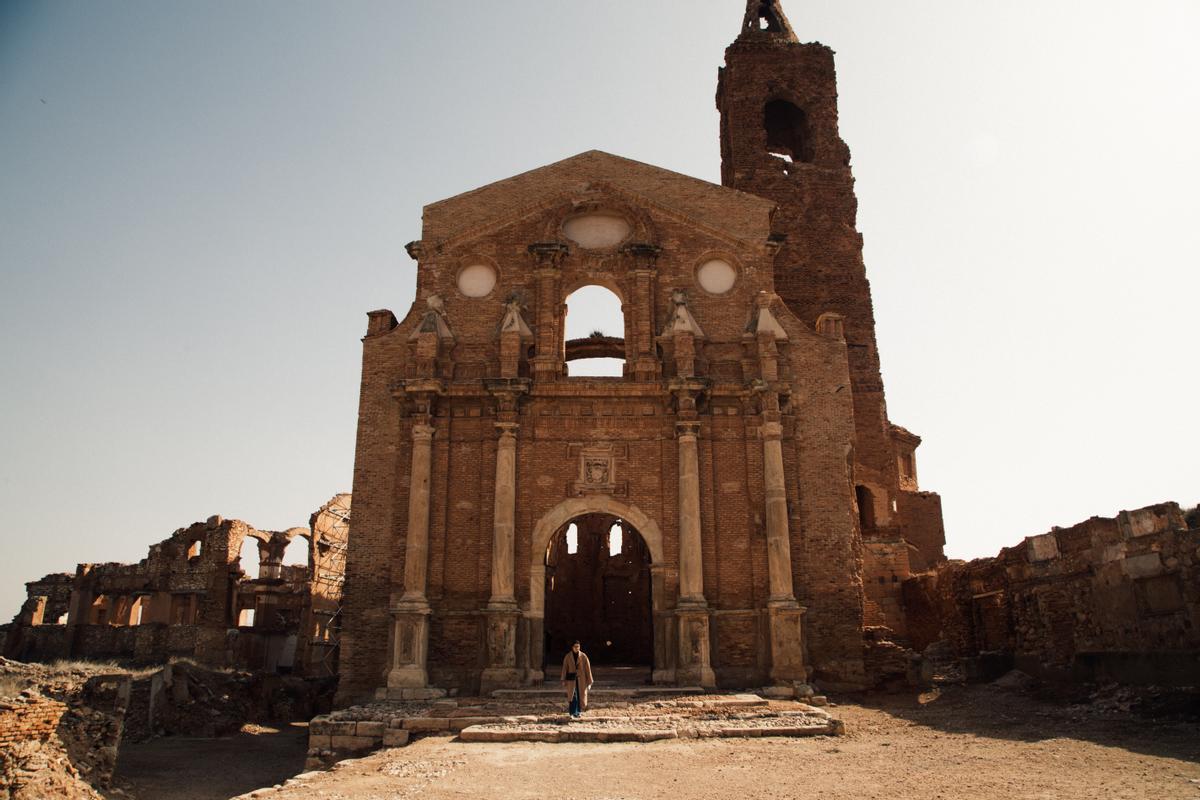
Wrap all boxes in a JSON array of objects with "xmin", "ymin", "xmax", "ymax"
[
  {"xmin": 229, "ymin": 686, "xmax": 1199, "ymax": 800},
  {"xmin": 112, "ymin": 723, "xmax": 309, "ymax": 800}
]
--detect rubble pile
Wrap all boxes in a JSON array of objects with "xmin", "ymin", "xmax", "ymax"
[
  {"xmin": 0, "ymin": 658, "xmax": 127, "ymax": 799},
  {"xmin": 123, "ymin": 660, "xmax": 336, "ymax": 741},
  {"xmin": 862, "ymin": 626, "xmax": 916, "ymax": 689}
]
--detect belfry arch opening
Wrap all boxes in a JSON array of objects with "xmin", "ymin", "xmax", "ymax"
[
  {"xmin": 543, "ymin": 513, "xmax": 652, "ymax": 675},
  {"xmin": 563, "ymin": 285, "xmax": 625, "ymax": 377},
  {"xmin": 764, "ymin": 99, "xmax": 814, "ymax": 164}
]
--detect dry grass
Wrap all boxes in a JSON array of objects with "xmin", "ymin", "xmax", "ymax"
[{"xmin": 0, "ymin": 674, "xmax": 31, "ymax": 698}]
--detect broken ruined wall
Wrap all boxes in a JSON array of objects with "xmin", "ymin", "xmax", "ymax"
[
  {"xmin": 861, "ymin": 540, "xmax": 914, "ymax": 636},
  {"xmin": 4, "ymin": 495, "xmax": 349, "ymax": 677},
  {"xmin": 905, "ymin": 502, "xmax": 1200, "ymax": 685},
  {"xmin": 0, "ymin": 659, "xmax": 130, "ymax": 799},
  {"xmin": 58, "ymin": 516, "xmax": 254, "ymax": 666},
  {"xmin": 1, "ymin": 575, "xmax": 74, "ymax": 663},
  {"xmin": 296, "ymin": 493, "xmax": 350, "ymax": 678}
]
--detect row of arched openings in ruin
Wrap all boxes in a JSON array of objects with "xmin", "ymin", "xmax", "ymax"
[{"xmin": 78, "ymin": 536, "xmax": 310, "ymax": 629}]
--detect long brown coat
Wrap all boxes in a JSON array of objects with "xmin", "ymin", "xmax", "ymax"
[{"xmin": 560, "ymin": 649, "xmax": 594, "ymax": 708}]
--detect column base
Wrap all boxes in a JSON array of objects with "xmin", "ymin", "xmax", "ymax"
[
  {"xmin": 480, "ymin": 606, "xmax": 522, "ymax": 694},
  {"xmin": 766, "ymin": 603, "xmax": 807, "ymax": 684},
  {"xmin": 388, "ymin": 602, "xmax": 431, "ymax": 689},
  {"xmin": 676, "ymin": 606, "xmax": 716, "ymax": 688},
  {"xmin": 387, "ymin": 664, "xmax": 429, "ymax": 689}
]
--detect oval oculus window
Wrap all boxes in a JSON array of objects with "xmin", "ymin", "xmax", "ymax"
[
  {"xmin": 457, "ymin": 263, "xmax": 497, "ymax": 298},
  {"xmin": 696, "ymin": 259, "xmax": 737, "ymax": 295},
  {"xmin": 562, "ymin": 214, "xmax": 631, "ymax": 250}
]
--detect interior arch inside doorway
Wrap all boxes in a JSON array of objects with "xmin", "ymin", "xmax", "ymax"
[{"xmin": 544, "ymin": 513, "xmax": 652, "ymax": 669}]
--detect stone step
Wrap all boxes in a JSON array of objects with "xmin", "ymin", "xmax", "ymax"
[{"xmin": 490, "ymin": 686, "xmax": 706, "ymax": 699}]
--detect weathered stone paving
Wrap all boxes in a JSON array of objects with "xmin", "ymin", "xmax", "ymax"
[{"xmin": 305, "ymin": 692, "xmax": 839, "ymax": 767}]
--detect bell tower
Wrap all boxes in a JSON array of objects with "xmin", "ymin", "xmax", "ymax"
[{"xmin": 717, "ymin": 0, "xmax": 898, "ymax": 523}]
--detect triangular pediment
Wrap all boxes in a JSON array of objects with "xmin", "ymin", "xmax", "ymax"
[{"xmin": 421, "ymin": 150, "xmax": 775, "ymax": 249}]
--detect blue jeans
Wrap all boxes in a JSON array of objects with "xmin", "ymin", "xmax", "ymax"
[{"xmin": 568, "ymin": 678, "xmax": 581, "ymax": 716}]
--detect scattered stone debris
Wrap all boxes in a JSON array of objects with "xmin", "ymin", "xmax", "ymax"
[
  {"xmin": 0, "ymin": 658, "xmax": 128, "ymax": 799},
  {"xmin": 0, "ymin": 656, "xmax": 335, "ymax": 799}
]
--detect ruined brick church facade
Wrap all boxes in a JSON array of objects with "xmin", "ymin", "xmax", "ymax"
[{"xmin": 338, "ymin": 1, "xmax": 945, "ymax": 702}]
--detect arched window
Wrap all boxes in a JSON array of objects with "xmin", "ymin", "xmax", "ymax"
[
  {"xmin": 563, "ymin": 285, "xmax": 624, "ymax": 377},
  {"xmin": 764, "ymin": 99, "xmax": 813, "ymax": 164},
  {"xmin": 608, "ymin": 523, "xmax": 623, "ymax": 557},
  {"xmin": 282, "ymin": 535, "xmax": 309, "ymax": 569},
  {"xmin": 239, "ymin": 537, "xmax": 262, "ymax": 580}
]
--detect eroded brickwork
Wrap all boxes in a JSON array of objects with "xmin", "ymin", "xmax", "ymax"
[
  {"xmin": 2, "ymin": 495, "xmax": 349, "ymax": 677},
  {"xmin": 337, "ymin": 1, "xmax": 951, "ymax": 703},
  {"xmin": 904, "ymin": 502, "xmax": 1200, "ymax": 685},
  {"xmin": 716, "ymin": 4, "xmax": 946, "ymax": 603}
]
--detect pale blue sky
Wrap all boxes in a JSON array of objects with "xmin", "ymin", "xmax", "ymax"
[{"xmin": 1, "ymin": 1, "xmax": 1197, "ymax": 619}]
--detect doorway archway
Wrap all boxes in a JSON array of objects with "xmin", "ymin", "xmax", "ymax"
[
  {"xmin": 527, "ymin": 496, "xmax": 665, "ymax": 683},
  {"xmin": 544, "ymin": 514, "xmax": 652, "ymax": 669}
]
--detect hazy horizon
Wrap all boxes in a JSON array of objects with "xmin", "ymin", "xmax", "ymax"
[{"xmin": 1, "ymin": 0, "xmax": 1197, "ymax": 620}]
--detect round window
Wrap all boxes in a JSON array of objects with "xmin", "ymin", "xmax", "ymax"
[
  {"xmin": 457, "ymin": 264, "xmax": 497, "ymax": 298},
  {"xmin": 696, "ymin": 259, "xmax": 737, "ymax": 295}
]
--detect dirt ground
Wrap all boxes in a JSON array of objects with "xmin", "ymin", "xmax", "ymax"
[
  {"xmin": 116, "ymin": 685, "xmax": 1200, "ymax": 800},
  {"xmin": 111, "ymin": 723, "xmax": 309, "ymax": 800}
]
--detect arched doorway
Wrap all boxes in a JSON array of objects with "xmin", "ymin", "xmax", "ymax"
[{"xmin": 544, "ymin": 513, "xmax": 652, "ymax": 679}]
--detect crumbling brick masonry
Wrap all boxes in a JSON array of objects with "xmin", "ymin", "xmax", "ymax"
[{"xmin": 1, "ymin": 494, "xmax": 350, "ymax": 678}]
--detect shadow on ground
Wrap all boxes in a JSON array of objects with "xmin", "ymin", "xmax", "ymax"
[
  {"xmin": 111, "ymin": 722, "xmax": 309, "ymax": 800},
  {"xmin": 849, "ymin": 683, "xmax": 1200, "ymax": 764}
]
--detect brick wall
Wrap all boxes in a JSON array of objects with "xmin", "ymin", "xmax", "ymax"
[
  {"xmin": 338, "ymin": 148, "xmax": 868, "ymax": 698},
  {"xmin": 904, "ymin": 502, "xmax": 1200, "ymax": 685},
  {"xmin": 0, "ymin": 693, "xmax": 67, "ymax": 746}
]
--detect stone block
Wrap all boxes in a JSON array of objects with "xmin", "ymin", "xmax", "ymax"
[
  {"xmin": 760, "ymin": 685, "xmax": 795, "ymax": 699},
  {"xmin": 449, "ymin": 716, "xmax": 502, "ymax": 732},
  {"xmin": 355, "ymin": 721, "xmax": 386, "ymax": 738},
  {"xmin": 382, "ymin": 729, "xmax": 410, "ymax": 747},
  {"xmin": 1026, "ymin": 533, "xmax": 1060, "ymax": 562},
  {"xmin": 1121, "ymin": 552, "xmax": 1163, "ymax": 579},
  {"xmin": 403, "ymin": 717, "xmax": 450, "ymax": 731},
  {"xmin": 330, "ymin": 735, "xmax": 376, "ymax": 752},
  {"xmin": 308, "ymin": 716, "xmax": 331, "ymax": 735},
  {"xmin": 307, "ymin": 734, "xmax": 331, "ymax": 749},
  {"xmin": 327, "ymin": 720, "xmax": 357, "ymax": 736}
]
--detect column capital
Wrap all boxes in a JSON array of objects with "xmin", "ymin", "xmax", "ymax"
[
  {"xmin": 623, "ymin": 242, "xmax": 661, "ymax": 273},
  {"xmin": 676, "ymin": 420, "xmax": 701, "ymax": 440},
  {"xmin": 411, "ymin": 422, "xmax": 435, "ymax": 442},
  {"xmin": 494, "ymin": 421, "xmax": 519, "ymax": 440},
  {"xmin": 527, "ymin": 242, "xmax": 568, "ymax": 271},
  {"xmin": 759, "ymin": 421, "xmax": 783, "ymax": 441}
]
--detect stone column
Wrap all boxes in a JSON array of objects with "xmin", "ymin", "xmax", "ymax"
[
  {"xmin": 759, "ymin": 417, "xmax": 807, "ymax": 684},
  {"xmin": 481, "ymin": 422, "xmax": 522, "ymax": 692},
  {"xmin": 401, "ymin": 422, "xmax": 435, "ymax": 603},
  {"xmin": 761, "ymin": 421, "xmax": 795, "ymax": 603},
  {"xmin": 388, "ymin": 420, "xmax": 435, "ymax": 690},
  {"xmin": 488, "ymin": 422, "xmax": 518, "ymax": 606},
  {"xmin": 626, "ymin": 243, "xmax": 660, "ymax": 381},
  {"xmin": 528, "ymin": 243, "xmax": 567, "ymax": 381},
  {"xmin": 676, "ymin": 421, "xmax": 705, "ymax": 605},
  {"xmin": 675, "ymin": 418, "xmax": 715, "ymax": 687}
]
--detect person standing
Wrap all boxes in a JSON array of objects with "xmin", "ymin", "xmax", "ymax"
[{"xmin": 560, "ymin": 640, "xmax": 593, "ymax": 718}]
